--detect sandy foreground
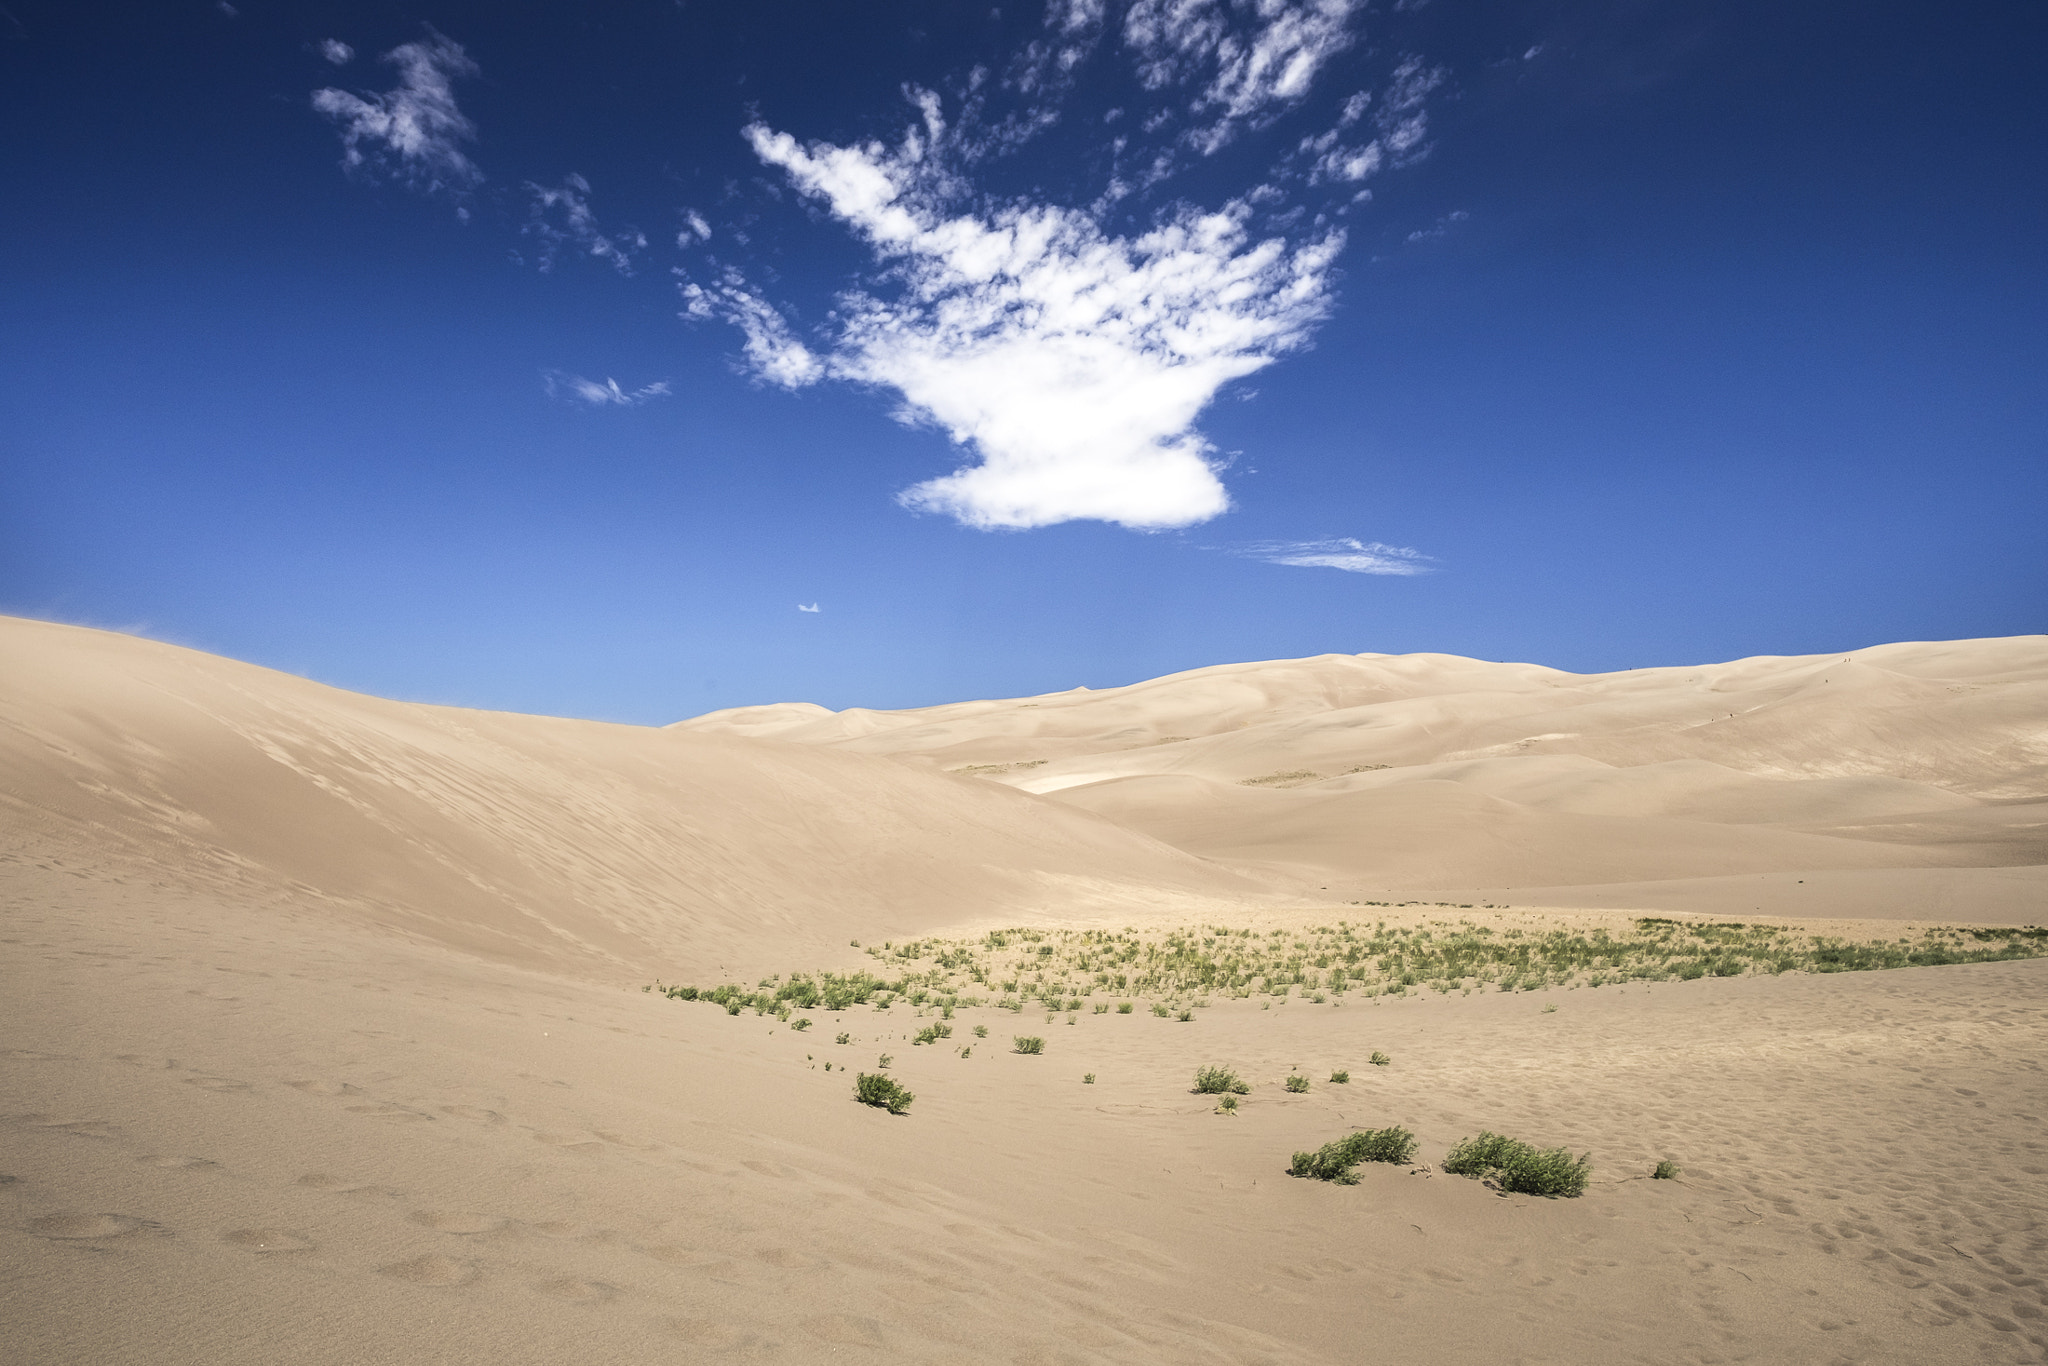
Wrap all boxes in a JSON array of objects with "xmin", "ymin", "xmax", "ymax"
[{"xmin": 5, "ymin": 617, "xmax": 2047, "ymax": 1363}]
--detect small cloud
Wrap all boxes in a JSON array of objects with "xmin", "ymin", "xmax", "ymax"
[
  {"xmin": 320, "ymin": 39, "xmax": 354, "ymax": 65},
  {"xmin": 542, "ymin": 371, "xmax": 672, "ymax": 406},
  {"xmin": 676, "ymin": 209, "xmax": 713, "ymax": 246},
  {"xmin": 1405, "ymin": 209, "xmax": 1468, "ymax": 242},
  {"xmin": 1238, "ymin": 538, "xmax": 1433, "ymax": 575},
  {"xmin": 217, "ymin": 1, "xmax": 238, "ymax": 15},
  {"xmin": 797, "ymin": 602, "xmax": 821, "ymax": 613},
  {"xmin": 311, "ymin": 28, "xmax": 481, "ymax": 195},
  {"xmin": 523, "ymin": 174, "xmax": 645, "ymax": 274}
]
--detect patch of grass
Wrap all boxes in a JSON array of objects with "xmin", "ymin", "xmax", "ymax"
[
  {"xmin": 1288, "ymin": 1126, "xmax": 1418, "ymax": 1182},
  {"xmin": 1192, "ymin": 1065, "xmax": 1251, "ymax": 1095},
  {"xmin": 853, "ymin": 1072, "xmax": 915, "ymax": 1115},
  {"xmin": 1652, "ymin": 1159, "xmax": 1681, "ymax": 1180},
  {"xmin": 972, "ymin": 1025, "xmax": 988, "ymax": 1038},
  {"xmin": 912, "ymin": 1022, "xmax": 953, "ymax": 1046},
  {"xmin": 1013, "ymin": 1036, "xmax": 1045, "ymax": 1054},
  {"xmin": 1093, "ymin": 1003, "xmax": 1109, "ymax": 1014},
  {"xmin": 1240, "ymin": 769, "xmax": 1323, "ymax": 787},
  {"xmin": 1151, "ymin": 1003, "xmax": 1172, "ymax": 1018},
  {"xmin": 1216, "ymin": 1094, "xmax": 1239, "ymax": 1114},
  {"xmin": 1369, "ymin": 1051, "xmax": 1391, "ymax": 1066},
  {"xmin": 790, "ymin": 1017, "xmax": 813, "ymax": 1031},
  {"xmin": 1176, "ymin": 1008, "xmax": 1194, "ymax": 1022},
  {"xmin": 1443, "ymin": 1131, "xmax": 1591, "ymax": 1198},
  {"xmin": 1117, "ymin": 1002, "xmax": 1134, "ymax": 1014},
  {"xmin": 1329, "ymin": 1070, "xmax": 1350, "ymax": 1084},
  {"xmin": 877, "ymin": 1053, "xmax": 894, "ymax": 1069},
  {"xmin": 1083, "ymin": 1073, "xmax": 1096, "ymax": 1085},
  {"xmin": 835, "ymin": 1032, "xmax": 850, "ymax": 1045},
  {"xmin": 1284, "ymin": 1074, "xmax": 1310, "ymax": 1093}
]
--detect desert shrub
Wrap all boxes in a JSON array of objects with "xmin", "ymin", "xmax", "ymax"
[
  {"xmin": 1652, "ymin": 1159, "xmax": 1681, "ymax": 1180},
  {"xmin": 1288, "ymin": 1126, "xmax": 1417, "ymax": 1182},
  {"xmin": 1151, "ymin": 1004, "xmax": 1172, "ymax": 1018},
  {"xmin": 1083, "ymin": 1073, "xmax": 1096, "ymax": 1085},
  {"xmin": 1117, "ymin": 1002, "xmax": 1134, "ymax": 1014},
  {"xmin": 1329, "ymin": 1070, "xmax": 1350, "ymax": 1084},
  {"xmin": 1014, "ymin": 1036, "xmax": 1045, "ymax": 1054},
  {"xmin": 1217, "ymin": 1094, "xmax": 1238, "ymax": 1113},
  {"xmin": 1284, "ymin": 1075, "xmax": 1310, "ymax": 1093},
  {"xmin": 1093, "ymin": 1003, "xmax": 1109, "ymax": 1014},
  {"xmin": 912, "ymin": 1023, "xmax": 953, "ymax": 1046},
  {"xmin": 1368, "ymin": 1051, "xmax": 1390, "ymax": 1066},
  {"xmin": 791, "ymin": 1017, "xmax": 813, "ymax": 1031},
  {"xmin": 1192, "ymin": 1065, "xmax": 1251, "ymax": 1095},
  {"xmin": 1443, "ymin": 1131, "xmax": 1591, "ymax": 1197},
  {"xmin": 878, "ymin": 1053, "xmax": 894, "ymax": 1069},
  {"xmin": 853, "ymin": 1072, "xmax": 914, "ymax": 1115},
  {"xmin": 1176, "ymin": 1008, "xmax": 1194, "ymax": 1022},
  {"xmin": 834, "ymin": 1032, "xmax": 850, "ymax": 1045},
  {"xmin": 972, "ymin": 1025, "xmax": 988, "ymax": 1038}
]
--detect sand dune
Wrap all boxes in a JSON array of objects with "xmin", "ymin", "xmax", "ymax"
[
  {"xmin": 683, "ymin": 638, "xmax": 2048, "ymax": 914},
  {"xmin": 6, "ymin": 618, "xmax": 2047, "ymax": 1364}
]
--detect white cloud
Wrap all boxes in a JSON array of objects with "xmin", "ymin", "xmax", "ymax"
[
  {"xmin": 1126, "ymin": 0, "xmax": 1361, "ymax": 152},
  {"xmin": 725, "ymin": 112, "xmax": 1340, "ymax": 530},
  {"xmin": 523, "ymin": 174, "xmax": 645, "ymax": 274},
  {"xmin": 543, "ymin": 372, "xmax": 672, "ymax": 406},
  {"xmin": 1241, "ymin": 538, "xmax": 1432, "ymax": 574},
  {"xmin": 679, "ymin": 271, "xmax": 825, "ymax": 389},
  {"xmin": 311, "ymin": 30, "xmax": 480, "ymax": 194},
  {"xmin": 676, "ymin": 209, "xmax": 713, "ymax": 246},
  {"xmin": 320, "ymin": 39, "xmax": 353, "ymax": 65},
  {"xmin": 797, "ymin": 602, "xmax": 821, "ymax": 613}
]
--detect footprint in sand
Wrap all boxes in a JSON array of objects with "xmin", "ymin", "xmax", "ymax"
[
  {"xmin": 222, "ymin": 1228, "xmax": 315, "ymax": 1253},
  {"xmin": 30, "ymin": 1212, "xmax": 150, "ymax": 1240},
  {"xmin": 379, "ymin": 1253, "xmax": 477, "ymax": 1286},
  {"xmin": 409, "ymin": 1210, "xmax": 508, "ymax": 1235},
  {"xmin": 438, "ymin": 1105, "xmax": 505, "ymax": 1125},
  {"xmin": 535, "ymin": 1277, "xmax": 620, "ymax": 1303},
  {"xmin": 136, "ymin": 1154, "xmax": 218, "ymax": 1171},
  {"xmin": 344, "ymin": 1103, "xmax": 433, "ymax": 1122},
  {"xmin": 184, "ymin": 1075, "xmax": 251, "ymax": 1093}
]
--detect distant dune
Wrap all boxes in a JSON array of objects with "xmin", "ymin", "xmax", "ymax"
[
  {"xmin": 6, "ymin": 617, "xmax": 2046, "ymax": 1366},
  {"xmin": 679, "ymin": 638, "xmax": 2048, "ymax": 919}
]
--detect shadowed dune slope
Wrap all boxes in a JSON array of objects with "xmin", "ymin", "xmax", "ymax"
[
  {"xmin": 679, "ymin": 638, "xmax": 2048, "ymax": 900},
  {"xmin": 0, "ymin": 617, "xmax": 1264, "ymax": 978}
]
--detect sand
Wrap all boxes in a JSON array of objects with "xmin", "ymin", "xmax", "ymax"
[{"xmin": 5, "ymin": 616, "xmax": 2047, "ymax": 1364}]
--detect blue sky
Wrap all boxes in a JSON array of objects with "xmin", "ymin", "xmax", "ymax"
[{"xmin": 3, "ymin": 1, "xmax": 2042, "ymax": 722}]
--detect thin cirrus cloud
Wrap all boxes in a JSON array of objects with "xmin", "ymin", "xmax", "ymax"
[
  {"xmin": 681, "ymin": 0, "xmax": 1437, "ymax": 534},
  {"xmin": 1239, "ymin": 538, "xmax": 1432, "ymax": 574},
  {"xmin": 523, "ymin": 174, "xmax": 645, "ymax": 275},
  {"xmin": 542, "ymin": 372, "xmax": 672, "ymax": 407},
  {"xmin": 311, "ymin": 29, "xmax": 480, "ymax": 195}
]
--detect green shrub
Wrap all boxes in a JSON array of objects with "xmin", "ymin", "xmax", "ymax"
[
  {"xmin": 1014, "ymin": 1036, "xmax": 1045, "ymax": 1054},
  {"xmin": 1284, "ymin": 1074, "xmax": 1310, "ymax": 1093},
  {"xmin": 972, "ymin": 1024, "xmax": 988, "ymax": 1038},
  {"xmin": 1093, "ymin": 1003, "xmax": 1109, "ymax": 1014},
  {"xmin": 1176, "ymin": 1008, "xmax": 1194, "ymax": 1022},
  {"xmin": 1216, "ymin": 1094, "xmax": 1238, "ymax": 1113},
  {"xmin": 791, "ymin": 1017, "xmax": 813, "ymax": 1031},
  {"xmin": 877, "ymin": 1053, "xmax": 894, "ymax": 1069},
  {"xmin": 835, "ymin": 1032, "xmax": 850, "ymax": 1045},
  {"xmin": 1442, "ymin": 1131, "xmax": 1591, "ymax": 1197},
  {"xmin": 1151, "ymin": 1004, "xmax": 1172, "ymax": 1018},
  {"xmin": 1368, "ymin": 1051, "xmax": 1390, "ymax": 1066},
  {"xmin": 1329, "ymin": 1070, "xmax": 1350, "ymax": 1084},
  {"xmin": 912, "ymin": 1022, "xmax": 953, "ymax": 1046},
  {"xmin": 853, "ymin": 1072, "xmax": 914, "ymax": 1115},
  {"xmin": 1288, "ymin": 1126, "xmax": 1418, "ymax": 1183},
  {"xmin": 1083, "ymin": 1073, "xmax": 1096, "ymax": 1085},
  {"xmin": 1116, "ymin": 1002, "xmax": 1134, "ymax": 1014},
  {"xmin": 1192, "ymin": 1065, "xmax": 1251, "ymax": 1095},
  {"xmin": 1652, "ymin": 1159, "xmax": 1680, "ymax": 1180}
]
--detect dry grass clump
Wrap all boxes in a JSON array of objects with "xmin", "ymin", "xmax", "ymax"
[{"xmin": 1013, "ymin": 1036, "xmax": 1045, "ymax": 1055}]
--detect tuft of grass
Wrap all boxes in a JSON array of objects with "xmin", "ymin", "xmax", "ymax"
[
  {"xmin": 1176, "ymin": 1008, "xmax": 1195, "ymax": 1022},
  {"xmin": 1329, "ymin": 1070, "xmax": 1350, "ymax": 1084},
  {"xmin": 972, "ymin": 1024, "xmax": 988, "ymax": 1038},
  {"xmin": 853, "ymin": 1072, "xmax": 914, "ymax": 1115},
  {"xmin": 791, "ymin": 1017, "xmax": 813, "ymax": 1031},
  {"xmin": 1083, "ymin": 1073, "xmax": 1096, "ymax": 1085},
  {"xmin": 1442, "ymin": 1131, "xmax": 1591, "ymax": 1197},
  {"xmin": 1192, "ymin": 1064, "xmax": 1251, "ymax": 1095},
  {"xmin": 1093, "ymin": 1003, "xmax": 1109, "ymax": 1014},
  {"xmin": 1151, "ymin": 1003, "xmax": 1172, "ymax": 1018},
  {"xmin": 1541, "ymin": 1002, "xmax": 1558, "ymax": 1013},
  {"xmin": 1288, "ymin": 1126, "xmax": 1418, "ymax": 1182},
  {"xmin": 1368, "ymin": 1051, "xmax": 1391, "ymax": 1066},
  {"xmin": 1116, "ymin": 1002, "xmax": 1134, "ymax": 1014},
  {"xmin": 835, "ymin": 1032, "xmax": 851, "ymax": 1045},
  {"xmin": 1216, "ymin": 1094, "xmax": 1238, "ymax": 1114},
  {"xmin": 877, "ymin": 1053, "xmax": 894, "ymax": 1069},
  {"xmin": 912, "ymin": 1022, "xmax": 954, "ymax": 1046},
  {"xmin": 1013, "ymin": 1036, "xmax": 1045, "ymax": 1054},
  {"xmin": 1652, "ymin": 1159, "xmax": 1681, "ymax": 1180},
  {"xmin": 1284, "ymin": 1074, "xmax": 1310, "ymax": 1093}
]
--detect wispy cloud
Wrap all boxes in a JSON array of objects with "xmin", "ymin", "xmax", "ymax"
[
  {"xmin": 678, "ymin": 1, "xmax": 1443, "ymax": 534},
  {"xmin": 542, "ymin": 372, "xmax": 671, "ymax": 407},
  {"xmin": 523, "ymin": 174, "xmax": 645, "ymax": 274},
  {"xmin": 311, "ymin": 29, "xmax": 480, "ymax": 196},
  {"xmin": 797, "ymin": 602, "xmax": 821, "ymax": 613},
  {"xmin": 1239, "ymin": 538, "xmax": 1432, "ymax": 574},
  {"xmin": 319, "ymin": 39, "xmax": 353, "ymax": 66}
]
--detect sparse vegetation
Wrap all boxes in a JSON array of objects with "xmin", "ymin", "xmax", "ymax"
[
  {"xmin": 853, "ymin": 1072, "xmax": 914, "ymax": 1115},
  {"xmin": 1652, "ymin": 1159, "xmax": 1681, "ymax": 1180},
  {"xmin": 1284, "ymin": 1074, "xmax": 1310, "ymax": 1093},
  {"xmin": 1192, "ymin": 1065, "xmax": 1251, "ymax": 1095},
  {"xmin": 1443, "ymin": 1131, "xmax": 1591, "ymax": 1198},
  {"xmin": 972, "ymin": 1025, "xmax": 988, "ymax": 1038},
  {"xmin": 877, "ymin": 1053, "xmax": 894, "ymax": 1069},
  {"xmin": 791, "ymin": 1017, "xmax": 812, "ymax": 1031},
  {"xmin": 1369, "ymin": 1051, "xmax": 1390, "ymax": 1066},
  {"xmin": 1013, "ymin": 1036, "xmax": 1045, "ymax": 1054},
  {"xmin": 1329, "ymin": 1070, "xmax": 1350, "ymax": 1084},
  {"xmin": 912, "ymin": 1022, "xmax": 954, "ymax": 1046},
  {"xmin": 835, "ymin": 1032, "xmax": 850, "ymax": 1045},
  {"xmin": 650, "ymin": 920, "xmax": 2048, "ymax": 1024},
  {"xmin": 1288, "ymin": 1126, "xmax": 1418, "ymax": 1182},
  {"xmin": 1083, "ymin": 1073, "xmax": 1095, "ymax": 1085}
]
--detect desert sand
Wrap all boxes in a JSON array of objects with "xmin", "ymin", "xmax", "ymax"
[{"xmin": 5, "ymin": 615, "xmax": 2047, "ymax": 1364}]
